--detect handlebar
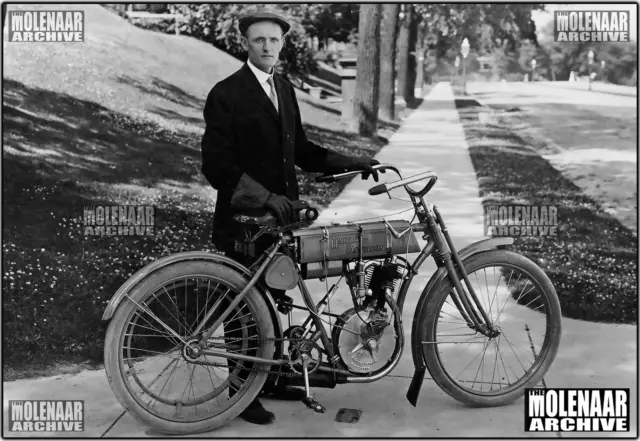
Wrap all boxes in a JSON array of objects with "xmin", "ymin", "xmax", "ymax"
[
  {"xmin": 314, "ymin": 164, "xmax": 400, "ymax": 184},
  {"xmin": 368, "ymin": 170, "xmax": 438, "ymax": 198},
  {"xmin": 315, "ymin": 163, "xmax": 438, "ymax": 199}
]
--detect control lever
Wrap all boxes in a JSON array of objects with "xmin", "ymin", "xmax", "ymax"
[
  {"xmin": 368, "ymin": 183, "xmax": 389, "ymax": 196},
  {"xmin": 316, "ymin": 164, "xmax": 389, "ymax": 185}
]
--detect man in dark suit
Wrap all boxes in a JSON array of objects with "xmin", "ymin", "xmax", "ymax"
[{"xmin": 200, "ymin": 10, "xmax": 381, "ymax": 425}]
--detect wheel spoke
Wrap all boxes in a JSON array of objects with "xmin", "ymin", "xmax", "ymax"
[
  {"xmin": 126, "ymin": 295, "xmax": 186, "ymax": 344},
  {"xmin": 131, "ymin": 312, "xmax": 182, "ymax": 348}
]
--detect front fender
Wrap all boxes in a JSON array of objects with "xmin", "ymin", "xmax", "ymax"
[
  {"xmin": 457, "ymin": 237, "xmax": 513, "ymax": 261},
  {"xmin": 406, "ymin": 236, "xmax": 513, "ymax": 406},
  {"xmin": 101, "ymin": 250, "xmax": 283, "ymax": 340}
]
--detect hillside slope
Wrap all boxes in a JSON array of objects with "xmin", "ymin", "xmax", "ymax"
[{"xmin": 3, "ymin": 4, "xmax": 342, "ymax": 134}]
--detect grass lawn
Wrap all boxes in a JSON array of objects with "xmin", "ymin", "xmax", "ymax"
[
  {"xmin": 2, "ymin": 5, "xmax": 419, "ymax": 381},
  {"xmin": 465, "ymin": 81, "xmax": 637, "ymax": 236},
  {"xmin": 453, "ymin": 90, "xmax": 637, "ymax": 325},
  {"xmin": 503, "ymin": 103, "xmax": 637, "ymax": 236}
]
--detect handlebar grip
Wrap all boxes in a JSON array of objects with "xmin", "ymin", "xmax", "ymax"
[
  {"xmin": 303, "ymin": 207, "xmax": 319, "ymax": 221},
  {"xmin": 368, "ymin": 183, "xmax": 388, "ymax": 196}
]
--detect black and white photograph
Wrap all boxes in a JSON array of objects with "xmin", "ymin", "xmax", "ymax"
[{"xmin": 2, "ymin": 2, "xmax": 638, "ymax": 438}]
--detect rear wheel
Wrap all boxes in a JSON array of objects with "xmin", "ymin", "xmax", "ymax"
[
  {"xmin": 418, "ymin": 250, "xmax": 562, "ymax": 407},
  {"xmin": 104, "ymin": 261, "xmax": 275, "ymax": 435}
]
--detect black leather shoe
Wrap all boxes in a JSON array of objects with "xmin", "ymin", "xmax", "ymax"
[
  {"xmin": 262, "ymin": 385, "xmax": 307, "ymax": 401},
  {"xmin": 239, "ymin": 399, "xmax": 275, "ymax": 425}
]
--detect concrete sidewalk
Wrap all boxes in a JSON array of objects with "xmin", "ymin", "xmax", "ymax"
[{"xmin": 3, "ymin": 82, "xmax": 637, "ymax": 438}]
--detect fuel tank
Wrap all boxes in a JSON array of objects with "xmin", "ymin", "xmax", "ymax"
[{"xmin": 292, "ymin": 220, "xmax": 421, "ymax": 264}]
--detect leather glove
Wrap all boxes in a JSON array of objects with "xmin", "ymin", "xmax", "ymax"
[
  {"xmin": 231, "ymin": 174, "xmax": 310, "ymax": 225},
  {"xmin": 344, "ymin": 157, "xmax": 384, "ymax": 182},
  {"xmin": 265, "ymin": 194, "xmax": 295, "ymax": 225},
  {"xmin": 265, "ymin": 195, "xmax": 310, "ymax": 225}
]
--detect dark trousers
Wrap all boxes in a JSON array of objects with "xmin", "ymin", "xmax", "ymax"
[{"xmin": 218, "ymin": 241, "xmax": 285, "ymax": 400}]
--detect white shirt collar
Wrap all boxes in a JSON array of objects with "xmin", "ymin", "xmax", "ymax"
[{"xmin": 247, "ymin": 59, "xmax": 274, "ymax": 85}]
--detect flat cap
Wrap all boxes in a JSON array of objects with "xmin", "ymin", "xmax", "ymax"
[{"xmin": 238, "ymin": 11, "xmax": 291, "ymax": 35}]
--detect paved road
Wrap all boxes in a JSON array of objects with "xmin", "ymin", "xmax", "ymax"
[
  {"xmin": 468, "ymin": 81, "xmax": 636, "ymax": 118},
  {"xmin": 534, "ymin": 80, "xmax": 637, "ymax": 98}
]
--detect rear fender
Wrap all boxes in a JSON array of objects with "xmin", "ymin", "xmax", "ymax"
[
  {"xmin": 101, "ymin": 250, "xmax": 284, "ymax": 343},
  {"xmin": 406, "ymin": 237, "xmax": 513, "ymax": 406}
]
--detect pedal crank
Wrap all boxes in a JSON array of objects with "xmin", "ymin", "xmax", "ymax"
[{"xmin": 301, "ymin": 354, "xmax": 326, "ymax": 413}]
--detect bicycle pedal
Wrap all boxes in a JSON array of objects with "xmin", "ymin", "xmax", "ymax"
[{"xmin": 302, "ymin": 396, "xmax": 326, "ymax": 413}]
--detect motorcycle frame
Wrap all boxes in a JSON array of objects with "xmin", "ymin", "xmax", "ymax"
[{"xmin": 194, "ymin": 167, "xmax": 497, "ymax": 376}]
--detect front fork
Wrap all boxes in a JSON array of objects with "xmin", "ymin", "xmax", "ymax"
[{"xmin": 423, "ymin": 203, "xmax": 497, "ymax": 337}]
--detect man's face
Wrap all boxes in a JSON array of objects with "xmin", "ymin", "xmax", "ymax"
[{"xmin": 242, "ymin": 21, "xmax": 284, "ymax": 73}]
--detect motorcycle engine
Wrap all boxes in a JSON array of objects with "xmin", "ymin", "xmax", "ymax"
[{"xmin": 332, "ymin": 260, "xmax": 404, "ymax": 374}]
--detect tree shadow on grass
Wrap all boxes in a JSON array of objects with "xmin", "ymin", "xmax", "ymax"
[
  {"xmin": 2, "ymin": 78, "xmax": 211, "ymax": 253},
  {"xmin": 454, "ymin": 98, "xmax": 638, "ymax": 324},
  {"xmin": 114, "ymin": 75, "xmax": 206, "ymax": 111},
  {"xmin": 3, "ymin": 78, "xmax": 201, "ymax": 187},
  {"xmin": 150, "ymin": 106, "xmax": 204, "ymax": 127}
]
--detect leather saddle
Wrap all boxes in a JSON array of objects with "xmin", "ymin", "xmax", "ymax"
[{"xmin": 231, "ymin": 208, "xmax": 278, "ymax": 227}]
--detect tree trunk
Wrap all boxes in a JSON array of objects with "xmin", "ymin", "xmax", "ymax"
[
  {"xmin": 404, "ymin": 12, "xmax": 420, "ymax": 103},
  {"xmin": 414, "ymin": 24, "xmax": 427, "ymax": 98},
  {"xmin": 378, "ymin": 3, "xmax": 400, "ymax": 121},
  {"xmin": 352, "ymin": 4, "xmax": 381, "ymax": 137},
  {"xmin": 396, "ymin": 4, "xmax": 412, "ymax": 105}
]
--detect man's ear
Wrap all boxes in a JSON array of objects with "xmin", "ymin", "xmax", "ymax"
[{"xmin": 240, "ymin": 35, "xmax": 248, "ymax": 51}]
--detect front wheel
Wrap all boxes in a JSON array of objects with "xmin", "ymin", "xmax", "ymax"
[{"xmin": 417, "ymin": 250, "xmax": 562, "ymax": 407}]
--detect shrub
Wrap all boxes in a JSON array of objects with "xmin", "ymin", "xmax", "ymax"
[
  {"xmin": 167, "ymin": 4, "xmax": 317, "ymax": 79},
  {"xmin": 129, "ymin": 17, "xmax": 174, "ymax": 34}
]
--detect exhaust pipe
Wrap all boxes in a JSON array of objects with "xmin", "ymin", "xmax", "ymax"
[{"xmin": 284, "ymin": 369, "xmax": 348, "ymax": 389}]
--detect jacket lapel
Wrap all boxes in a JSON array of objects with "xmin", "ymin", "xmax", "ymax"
[
  {"xmin": 241, "ymin": 64, "xmax": 280, "ymax": 122},
  {"xmin": 275, "ymin": 76, "xmax": 293, "ymax": 137},
  {"xmin": 275, "ymin": 75, "xmax": 296, "ymax": 171}
]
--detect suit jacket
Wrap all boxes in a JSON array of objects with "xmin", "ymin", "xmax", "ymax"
[{"xmin": 201, "ymin": 63, "xmax": 352, "ymax": 250}]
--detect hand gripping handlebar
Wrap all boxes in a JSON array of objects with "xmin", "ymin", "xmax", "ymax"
[{"xmin": 315, "ymin": 164, "xmax": 438, "ymax": 198}]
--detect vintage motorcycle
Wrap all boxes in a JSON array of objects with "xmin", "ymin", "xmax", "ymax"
[{"xmin": 102, "ymin": 164, "xmax": 562, "ymax": 435}]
